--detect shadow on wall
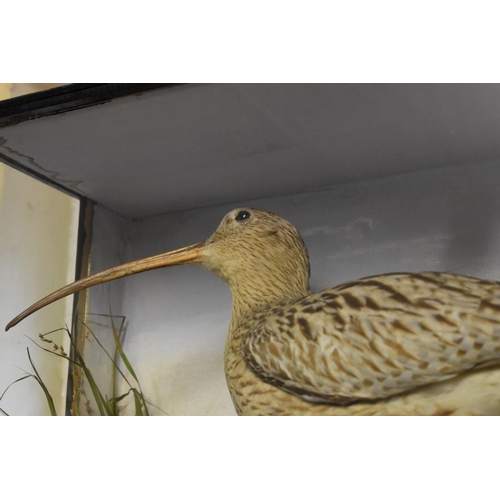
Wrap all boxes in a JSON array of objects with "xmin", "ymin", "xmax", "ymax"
[{"xmin": 442, "ymin": 163, "xmax": 500, "ymax": 277}]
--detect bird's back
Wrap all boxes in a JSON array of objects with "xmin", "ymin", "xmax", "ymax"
[{"xmin": 225, "ymin": 272, "xmax": 500, "ymax": 415}]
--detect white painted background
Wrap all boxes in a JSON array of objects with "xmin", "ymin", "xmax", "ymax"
[
  {"xmin": 84, "ymin": 159, "xmax": 500, "ymax": 415},
  {"xmin": 0, "ymin": 164, "xmax": 79, "ymax": 415},
  {"xmin": 0, "ymin": 83, "xmax": 78, "ymax": 416}
]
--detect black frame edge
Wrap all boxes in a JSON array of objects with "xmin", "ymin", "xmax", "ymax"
[{"xmin": 0, "ymin": 83, "xmax": 185, "ymax": 128}]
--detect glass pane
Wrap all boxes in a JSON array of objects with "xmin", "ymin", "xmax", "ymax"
[{"xmin": 0, "ymin": 164, "xmax": 80, "ymax": 415}]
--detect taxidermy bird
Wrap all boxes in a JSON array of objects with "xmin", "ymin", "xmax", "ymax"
[{"xmin": 6, "ymin": 208, "xmax": 500, "ymax": 415}]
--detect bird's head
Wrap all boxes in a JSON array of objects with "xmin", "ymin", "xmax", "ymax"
[
  {"xmin": 6, "ymin": 208, "xmax": 311, "ymax": 330},
  {"xmin": 202, "ymin": 208, "xmax": 310, "ymax": 286},
  {"xmin": 200, "ymin": 208, "xmax": 311, "ymax": 314}
]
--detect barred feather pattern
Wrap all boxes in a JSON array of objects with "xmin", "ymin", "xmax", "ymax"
[{"xmin": 225, "ymin": 272, "xmax": 500, "ymax": 415}]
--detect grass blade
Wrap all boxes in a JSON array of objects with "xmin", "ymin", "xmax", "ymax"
[
  {"xmin": 132, "ymin": 389, "xmax": 144, "ymax": 416},
  {"xmin": 108, "ymin": 313, "xmax": 150, "ymax": 415},
  {"xmin": 7, "ymin": 316, "xmax": 157, "ymax": 417},
  {"xmin": 108, "ymin": 388, "xmax": 134, "ymax": 406},
  {"xmin": 64, "ymin": 327, "xmax": 113, "ymax": 416},
  {"xmin": 0, "ymin": 375, "xmax": 32, "ymax": 401},
  {"xmin": 78, "ymin": 318, "xmax": 132, "ymax": 388},
  {"xmin": 26, "ymin": 348, "xmax": 58, "ymax": 416},
  {"xmin": 109, "ymin": 314, "xmax": 138, "ymax": 382}
]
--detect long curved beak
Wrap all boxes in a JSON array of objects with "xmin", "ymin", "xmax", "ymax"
[{"xmin": 5, "ymin": 241, "xmax": 205, "ymax": 331}]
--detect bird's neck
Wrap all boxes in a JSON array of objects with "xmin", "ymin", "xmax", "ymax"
[{"xmin": 228, "ymin": 276, "xmax": 311, "ymax": 332}]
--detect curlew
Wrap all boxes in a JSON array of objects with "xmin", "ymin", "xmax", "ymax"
[{"xmin": 6, "ymin": 208, "xmax": 500, "ymax": 415}]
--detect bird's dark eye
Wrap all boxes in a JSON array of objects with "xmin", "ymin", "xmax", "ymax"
[{"xmin": 235, "ymin": 210, "xmax": 250, "ymax": 222}]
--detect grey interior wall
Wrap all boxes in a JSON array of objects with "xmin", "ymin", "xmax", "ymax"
[
  {"xmin": 87, "ymin": 204, "xmax": 128, "ymax": 316},
  {"xmin": 85, "ymin": 159, "xmax": 500, "ymax": 416},
  {"xmin": 83, "ymin": 204, "xmax": 128, "ymax": 414}
]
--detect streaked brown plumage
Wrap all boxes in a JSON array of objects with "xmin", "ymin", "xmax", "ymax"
[{"xmin": 6, "ymin": 208, "xmax": 500, "ymax": 415}]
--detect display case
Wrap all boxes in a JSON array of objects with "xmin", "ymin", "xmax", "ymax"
[{"xmin": 2, "ymin": 83, "xmax": 500, "ymax": 415}]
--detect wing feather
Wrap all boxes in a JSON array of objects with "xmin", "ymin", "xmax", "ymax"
[{"xmin": 241, "ymin": 272, "xmax": 500, "ymax": 404}]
